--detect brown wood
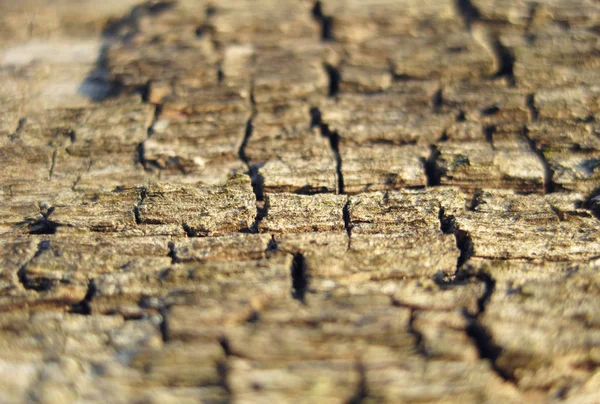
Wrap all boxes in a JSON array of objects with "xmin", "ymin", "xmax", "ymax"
[{"xmin": 0, "ymin": 0, "xmax": 599, "ymax": 402}]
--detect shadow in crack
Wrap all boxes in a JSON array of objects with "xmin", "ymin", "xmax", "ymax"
[
  {"xmin": 77, "ymin": 1, "xmax": 175, "ymax": 101},
  {"xmin": 583, "ymin": 187, "xmax": 600, "ymax": 219}
]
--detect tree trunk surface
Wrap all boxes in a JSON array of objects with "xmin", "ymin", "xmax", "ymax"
[{"xmin": 1, "ymin": 0, "xmax": 599, "ymax": 402}]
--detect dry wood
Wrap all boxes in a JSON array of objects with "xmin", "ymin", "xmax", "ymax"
[{"xmin": 0, "ymin": 0, "xmax": 599, "ymax": 402}]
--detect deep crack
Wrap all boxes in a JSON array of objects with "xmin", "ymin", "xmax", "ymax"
[
  {"xmin": 462, "ymin": 271, "xmax": 516, "ymax": 382},
  {"xmin": 312, "ymin": 1, "xmax": 335, "ymax": 41},
  {"xmin": 70, "ymin": 279, "xmax": 97, "ymax": 315},
  {"xmin": 17, "ymin": 240, "xmax": 53, "ymax": 291},
  {"xmin": 346, "ymin": 360, "xmax": 368, "ymax": 404},
  {"xmin": 291, "ymin": 253, "xmax": 308, "ymax": 303},
  {"xmin": 325, "ymin": 64, "xmax": 341, "ymax": 97},
  {"xmin": 26, "ymin": 206, "xmax": 59, "ymax": 235},
  {"xmin": 424, "ymin": 145, "xmax": 442, "ymax": 186},
  {"xmin": 343, "ymin": 197, "xmax": 352, "ymax": 250},
  {"xmin": 134, "ymin": 186, "xmax": 147, "ymax": 225},
  {"xmin": 310, "ymin": 107, "xmax": 345, "ymax": 194},
  {"xmin": 438, "ymin": 207, "xmax": 474, "ymax": 271},
  {"xmin": 455, "ymin": 0, "xmax": 481, "ymax": 31},
  {"xmin": 522, "ymin": 125, "xmax": 559, "ymax": 194}
]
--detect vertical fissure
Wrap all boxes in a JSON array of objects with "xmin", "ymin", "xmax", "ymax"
[
  {"xmin": 133, "ymin": 186, "xmax": 147, "ymax": 225},
  {"xmin": 291, "ymin": 253, "xmax": 308, "ymax": 303},
  {"xmin": 463, "ymin": 272, "xmax": 516, "ymax": 383},
  {"xmin": 455, "ymin": 0, "xmax": 516, "ymax": 86},
  {"xmin": 438, "ymin": 207, "xmax": 474, "ymax": 272},
  {"xmin": 346, "ymin": 360, "xmax": 368, "ymax": 404},
  {"xmin": 343, "ymin": 197, "xmax": 352, "ymax": 250},
  {"xmin": 311, "ymin": 1, "xmax": 335, "ymax": 42},
  {"xmin": 454, "ymin": 0, "xmax": 481, "ymax": 31},
  {"xmin": 237, "ymin": 83, "xmax": 266, "ymax": 233},
  {"xmin": 310, "ymin": 107, "xmax": 345, "ymax": 194},
  {"xmin": 48, "ymin": 149, "xmax": 57, "ymax": 180},
  {"xmin": 167, "ymin": 241, "xmax": 178, "ymax": 264},
  {"xmin": 424, "ymin": 145, "xmax": 442, "ymax": 186},
  {"xmin": 437, "ymin": 206, "xmax": 515, "ymax": 383},
  {"xmin": 522, "ymin": 95, "xmax": 558, "ymax": 194},
  {"xmin": 8, "ymin": 117, "xmax": 27, "ymax": 141},
  {"xmin": 325, "ymin": 64, "xmax": 341, "ymax": 97},
  {"xmin": 137, "ymin": 103, "xmax": 163, "ymax": 169},
  {"xmin": 431, "ymin": 88, "xmax": 443, "ymax": 112},
  {"xmin": 489, "ymin": 37, "xmax": 516, "ymax": 85}
]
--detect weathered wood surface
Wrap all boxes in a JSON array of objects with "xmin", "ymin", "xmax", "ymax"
[{"xmin": 0, "ymin": 0, "xmax": 599, "ymax": 402}]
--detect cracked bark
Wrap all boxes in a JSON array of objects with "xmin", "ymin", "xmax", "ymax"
[{"xmin": 1, "ymin": 0, "xmax": 598, "ymax": 402}]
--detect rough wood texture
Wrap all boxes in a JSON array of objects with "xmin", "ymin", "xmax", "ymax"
[{"xmin": 1, "ymin": 0, "xmax": 599, "ymax": 402}]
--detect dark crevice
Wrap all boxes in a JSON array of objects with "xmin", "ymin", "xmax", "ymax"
[
  {"xmin": 548, "ymin": 203, "xmax": 565, "ymax": 222},
  {"xmin": 483, "ymin": 125, "xmax": 496, "ymax": 150},
  {"xmin": 468, "ymin": 189, "xmax": 484, "ymax": 211},
  {"xmin": 147, "ymin": 104, "xmax": 162, "ymax": 137},
  {"xmin": 329, "ymin": 131, "xmax": 344, "ymax": 194},
  {"xmin": 249, "ymin": 165, "xmax": 265, "ymax": 202},
  {"xmin": 26, "ymin": 206, "xmax": 59, "ymax": 235},
  {"xmin": 9, "ymin": 117, "xmax": 27, "ymax": 140},
  {"xmin": 525, "ymin": 93, "xmax": 539, "ymax": 122},
  {"xmin": 346, "ymin": 361, "xmax": 368, "ymax": 404},
  {"xmin": 455, "ymin": 0, "xmax": 481, "ymax": 30},
  {"xmin": 250, "ymin": 189, "xmax": 268, "ymax": 233},
  {"xmin": 325, "ymin": 64, "xmax": 341, "ymax": 97},
  {"xmin": 237, "ymin": 85, "xmax": 265, "ymax": 233},
  {"xmin": 583, "ymin": 188, "xmax": 600, "ymax": 220},
  {"xmin": 473, "ymin": 272, "xmax": 494, "ymax": 314},
  {"xmin": 481, "ymin": 105, "xmax": 499, "ymax": 116},
  {"xmin": 490, "ymin": 38, "xmax": 516, "ymax": 86},
  {"xmin": 435, "ymin": 261, "xmax": 517, "ymax": 383},
  {"xmin": 134, "ymin": 186, "xmax": 147, "ymax": 225},
  {"xmin": 159, "ymin": 306, "xmax": 170, "ymax": 342},
  {"xmin": 70, "ymin": 279, "xmax": 97, "ymax": 315},
  {"xmin": 464, "ymin": 317, "xmax": 515, "ymax": 381},
  {"xmin": 182, "ymin": 223, "xmax": 198, "ymax": 237},
  {"xmin": 455, "ymin": 0, "xmax": 516, "ymax": 86},
  {"xmin": 218, "ymin": 335, "xmax": 250, "ymax": 358},
  {"xmin": 424, "ymin": 145, "xmax": 442, "ymax": 186},
  {"xmin": 522, "ymin": 126, "xmax": 559, "ymax": 194},
  {"xmin": 139, "ymin": 81, "xmax": 151, "ymax": 103},
  {"xmin": 137, "ymin": 104, "xmax": 162, "ymax": 169},
  {"xmin": 48, "ymin": 149, "xmax": 57, "ymax": 180},
  {"xmin": 310, "ymin": 107, "xmax": 345, "ymax": 194},
  {"xmin": 525, "ymin": 3, "xmax": 538, "ymax": 36},
  {"xmin": 219, "ymin": 335, "xmax": 233, "ymax": 356},
  {"xmin": 167, "ymin": 241, "xmax": 178, "ymax": 264},
  {"xmin": 462, "ymin": 271, "xmax": 516, "ymax": 382},
  {"xmin": 291, "ymin": 253, "xmax": 308, "ymax": 303},
  {"xmin": 408, "ymin": 309, "xmax": 427, "ymax": 357},
  {"xmin": 438, "ymin": 207, "xmax": 474, "ymax": 271},
  {"xmin": 267, "ymin": 235, "xmax": 278, "ymax": 252},
  {"xmin": 312, "ymin": 1, "xmax": 335, "ymax": 41},
  {"xmin": 238, "ymin": 117, "xmax": 254, "ymax": 166},
  {"xmin": 431, "ymin": 88, "xmax": 443, "ymax": 112},
  {"xmin": 294, "ymin": 186, "xmax": 331, "ymax": 195},
  {"xmin": 343, "ymin": 198, "xmax": 352, "ymax": 250},
  {"xmin": 17, "ymin": 240, "xmax": 53, "ymax": 291}
]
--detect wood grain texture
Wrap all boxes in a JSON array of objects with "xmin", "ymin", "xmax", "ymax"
[{"xmin": 0, "ymin": 0, "xmax": 599, "ymax": 402}]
